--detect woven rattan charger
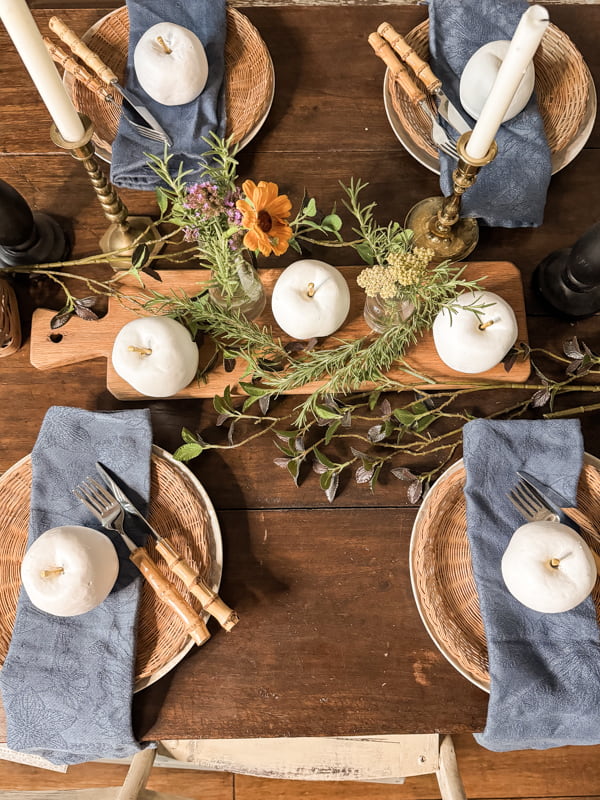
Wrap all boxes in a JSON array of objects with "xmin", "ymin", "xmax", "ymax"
[
  {"xmin": 0, "ymin": 446, "xmax": 222, "ymax": 691},
  {"xmin": 65, "ymin": 6, "xmax": 274, "ymax": 160},
  {"xmin": 387, "ymin": 20, "xmax": 594, "ymax": 175},
  {"xmin": 410, "ymin": 458, "xmax": 600, "ymax": 692}
]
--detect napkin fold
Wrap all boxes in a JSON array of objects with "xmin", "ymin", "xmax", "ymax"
[
  {"xmin": 463, "ymin": 419, "xmax": 600, "ymax": 752},
  {"xmin": 110, "ymin": 0, "xmax": 227, "ymax": 190},
  {"xmin": 428, "ymin": 0, "xmax": 552, "ymax": 227},
  {"xmin": 0, "ymin": 406, "xmax": 153, "ymax": 766}
]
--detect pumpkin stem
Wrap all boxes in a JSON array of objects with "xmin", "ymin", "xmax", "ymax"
[
  {"xmin": 41, "ymin": 567, "xmax": 64, "ymax": 578},
  {"xmin": 156, "ymin": 35, "xmax": 172, "ymax": 54},
  {"xmin": 549, "ymin": 558, "xmax": 561, "ymax": 569},
  {"xmin": 128, "ymin": 345, "xmax": 152, "ymax": 356},
  {"xmin": 307, "ymin": 282, "xmax": 315, "ymax": 298},
  {"xmin": 478, "ymin": 319, "xmax": 495, "ymax": 330}
]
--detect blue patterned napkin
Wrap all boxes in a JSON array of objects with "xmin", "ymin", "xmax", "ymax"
[
  {"xmin": 111, "ymin": 0, "xmax": 227, "ymax": 190},
  {"xmin": 428, "ymin": 0, "xmax": 552, "ymax": 227},
  {"xmin": 0, "ymin": 406, "xmax": 153, "ymax": 766},
  {"xmin": 463, "ymin": 419, "xmax": 600, "ymax": 751}
]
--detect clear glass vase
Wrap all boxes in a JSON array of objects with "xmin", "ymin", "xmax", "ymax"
[
  {"xmin": 208, "ymin": 254, "xmax": 266, "ymax": 321},
  {"xmin": 363, "ymin": 293, "xmax": 415, "ymax": 334}
]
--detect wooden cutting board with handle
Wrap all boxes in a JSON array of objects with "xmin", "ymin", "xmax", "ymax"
[{"xmin": 29, "ymin": 262, "xmax": 531, "ymax": 399}]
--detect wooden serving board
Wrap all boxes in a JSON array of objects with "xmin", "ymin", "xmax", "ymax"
[{"xmin": 30, "ymin": 262, "xmax": 531, "ymax": 400}]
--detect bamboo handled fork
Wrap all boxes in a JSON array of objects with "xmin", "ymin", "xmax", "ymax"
[{"xmin": 74, "ymin": 478, "xmax": 211, "ymax": 646}]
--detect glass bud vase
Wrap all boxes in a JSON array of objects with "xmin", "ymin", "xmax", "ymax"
[
  {"xmin": 208, "ymin": 254, "xmax": 266, "ymax": 321},
  {"xmin": 363, "ymin": 293, "xmax": 415, "ymax": 334}
]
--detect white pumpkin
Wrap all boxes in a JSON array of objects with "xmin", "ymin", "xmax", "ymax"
[
  {"xmin": 21, "ymin": 526, "xmax": 120, "ymax": 617},
  {"xmin": 134, "ymin": 23, "xmax": 209, "ymax": 106},
  {"xmin": 432, "ymin": 290, "xmax": 518, "ymax": 374},
  {"xmin": 460, "ymin": 40, "xmax": 535, "ymax": 122},
  {"xmin": 271, "ymin": 259, "xmax": 351, "ymax": 340},
  {"xmin": 112, "ymin": 317, "xmax": 199, "ymax": 398},
  {"xmin": 501, "ymin": 521, "xmax": 597, "ymax": 614}
]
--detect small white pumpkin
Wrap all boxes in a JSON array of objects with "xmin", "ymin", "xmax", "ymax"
[
  {"xmin": 501, "ymin": 521, "xmax": 597, "ymax": 614},
  {"xmin": 460, "ymin": 40, "xmax": 535, "ymax": 122},
  {"xmin": 21, "ymin": 526, "xmax": 120, "ymax": 617},
  {"xmin": 134, "ymin": 23, "xmax": 209, "ymax": 106},
  {"xmin": 271, "ymin": 259, "xmax": 351, "ymax": 340},
  {"xmin": 111, "ymin": 317, "xmax": 199, "ymax": 398},
  {"xmin": 432, "ymin": 290, "xmax": 518, "ymax": 374}
]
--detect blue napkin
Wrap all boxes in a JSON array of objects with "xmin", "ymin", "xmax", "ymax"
[
  {"xmin": 0, "ymin": 406, "xmax": 153, "ymax": 766},
  {"xmin": 462, "ymin": 419, "xmax": 600, "ymax": 751},
  {"xmin": 428, "ymin": 0, "xmax": 552, "ymax": 227},
  {"xmin": 110, "ymin": 0, "xmax": 227, "ymax": 190}
]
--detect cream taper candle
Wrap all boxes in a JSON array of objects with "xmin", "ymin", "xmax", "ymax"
[
  {"xmin": 0, "ymin": 0, "xmax": 85, "ymax": 142},
  {"xmin": 465, "ymin": 5, "xmax": 549, "ymax": 160}
]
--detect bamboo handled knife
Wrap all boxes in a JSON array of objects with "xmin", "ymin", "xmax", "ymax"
[{"xmin": 96, "ymin": 462, "xmax": 240, "ymax": 631}]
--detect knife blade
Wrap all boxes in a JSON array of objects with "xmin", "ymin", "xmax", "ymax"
[
  {"xmin": 517, "ymin": 470, "xmax": 600, "ymax": 546},
  {"xmin": 48, "ymin": 16, "xmax": 172, "ymax": 146},
  {"xmin": 96, "ymin": 462, "xmax": 239, "ymax": 631},
  {"xmin": 377, "ymin": 21, "xmax": 472, "ymax": 136}
]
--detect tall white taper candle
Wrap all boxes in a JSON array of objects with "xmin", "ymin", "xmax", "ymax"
[
  {"xmin": 0, "ymin": 0, "xmax": 85, "ymax": 142},
  {"xmin": 465, "ymin": 5, "xmax": 549, "ymax": 160}
]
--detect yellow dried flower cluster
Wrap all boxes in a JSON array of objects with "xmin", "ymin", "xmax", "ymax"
[{"xmin": 357, "ymin": 247, "xmax": 435, "ymax": 299}]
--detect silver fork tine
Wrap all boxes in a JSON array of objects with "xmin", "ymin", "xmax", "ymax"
[
  {"xmin": 439, "ymin": 143, "xmax": 459, "ymax": 160},
  {"xmin": 516, "ymin": 481, "xmax": 545, "ymax": 511},
  {"xmin": 508, "ymin": 490, "xmax": 532, "ymax": 521},
  {"xmin": 421, "ymin": 105, "xmax": 459, "ymax": 160},
  {"xmin": 511, "ymin": 484, "xmax": 538, "ymax": 517},
  {"xmin": 120, "ymin": 109, "xmax": 170, "ymax": 144},
  {"xmin": 73, "ymin": 490, "xmax": 100, "ymax": 518}
]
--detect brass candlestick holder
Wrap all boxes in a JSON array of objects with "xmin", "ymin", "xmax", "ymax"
[
  {"xmin": 405, "ymin": 132, "xmax": 497, "ymax": 263},
  {"xmin": 50, "ymin": 114, "xmax": 162, "ymax": 270}
]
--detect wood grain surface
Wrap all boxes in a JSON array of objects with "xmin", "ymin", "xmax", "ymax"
[
  {"xmin": 29, "ymin": 263, "xmax": 530, "ymax": 398},
  {"xmin": 0, "ymin": 3, "xmax": 599, "ymax": 753}
]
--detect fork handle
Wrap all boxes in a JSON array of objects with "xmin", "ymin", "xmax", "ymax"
[
  {"xmin": 377, "ymin": 22, "xmax": 441, "ymax": 94},
  {"xmin": 43, "ymin": 38, "xmax": 113, "ymax": 101},
  {"xmin": 562, "ymin": 507, "xmax": 600, "ymax": 547},
  {"xmin": 368, "ymin": 32, "xmax": 425, "ymax": 105},
  {"xmin": 155, "ymin": 539, "xmax": 239, "ymax": 632},
  {"xmin": 129, "ymin": 547, "xmax": 211, "ymax": 646},
  {"xmin": 49, "ymin": 16, "xmax": 118, "ymax": 86}
]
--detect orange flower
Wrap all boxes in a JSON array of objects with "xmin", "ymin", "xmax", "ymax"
[{"xmin": 236, "ymin": 180, "xmax": 293, "ymax": 257}]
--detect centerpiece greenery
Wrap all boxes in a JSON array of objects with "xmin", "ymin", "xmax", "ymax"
[{"xmin": 7, "ymin": 136, "xmax": 599, "ymax": 503}]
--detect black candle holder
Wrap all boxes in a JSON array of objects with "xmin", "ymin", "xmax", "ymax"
[
  {"xmin": 0, "ymin": 179, "xmax": 70, "ymax": 269},
  {"xmin": 533, "ymin": 222, "xmax": 600, "ymax": 318}
]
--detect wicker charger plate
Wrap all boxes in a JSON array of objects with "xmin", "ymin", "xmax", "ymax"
[
  {"xmin": 65, "ymin": 6, "xmax": 275, "ymax": 162},
  {"xmin": 0, "ymin": 445, "xmax": 222, "ymax": 692},
  {"xmin": 385, "ymin": 20, "xmax": 596, "ymax": 176},
  {"xmin": 410, "ymin": 454, "xmax": 600, "ymax": 693}
]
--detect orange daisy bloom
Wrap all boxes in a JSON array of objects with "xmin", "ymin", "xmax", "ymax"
[{"xmin": 237, "ymin": 180, "xmax": 293, "ymax": 257}]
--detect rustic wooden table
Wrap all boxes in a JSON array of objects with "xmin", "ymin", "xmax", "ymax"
[{"xmin": 0, "ymin": 2, "xmax": 598, "ymax": 745}]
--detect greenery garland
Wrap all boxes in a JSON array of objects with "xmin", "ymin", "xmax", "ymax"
[{"xmin": 4, "ymin": 136, "xmax": 598, "ymax": 503}]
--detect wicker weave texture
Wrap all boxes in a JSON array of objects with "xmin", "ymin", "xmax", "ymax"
[
  {"xmin": 389, "ymin": 21, "xmax": 591, "ymax": 160},
  {"xmin": 411, "ymin": 462, "xmax": 600, "ymax": 690},
  {"xmin": 0, "ymin": 450, "xmax": 214, "ymax": 684},
  {"xmin": 0, "ymin": 279, "xmax": 21, "ymax": 358},
  {"xmin": 69, "ymin": 6, "xmax": 274, "ymax": 157}
]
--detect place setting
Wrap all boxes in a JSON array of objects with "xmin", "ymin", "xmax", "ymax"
[
  {"xmin": 377, "ymin": 3, "xmax": 596, "ymax": 177},
  {"xmin": 48, "ymin": 5, "xmax": 275, "ymax": 167},
  {"xmin": 0, "ymin": 404, "xmax": 242, "ymax": 766},
  {"xmin": 408, "ymin": 418, "xmax": 600, "ymax": 750}
]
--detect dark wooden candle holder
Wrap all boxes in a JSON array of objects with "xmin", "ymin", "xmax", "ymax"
[{"xmin": 0, "ymin": 179, "xmax": 70, "ymax": 269}]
